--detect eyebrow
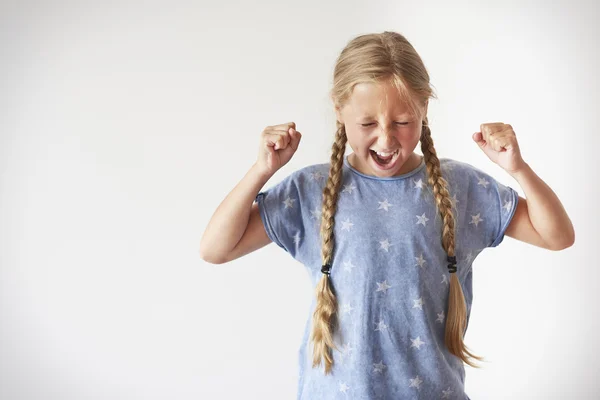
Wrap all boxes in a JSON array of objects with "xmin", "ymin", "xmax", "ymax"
[{"xmin": 358, "ymin": 114, "xmax": 411, "ymax": 120}]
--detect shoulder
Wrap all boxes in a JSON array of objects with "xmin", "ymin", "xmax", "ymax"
[
  {"xmin": 439, "ymin": 157, "xmax": 494, "ymax": 183},
  {"xmin": 260, "ymin": 162, "xmax": 330, "ymax": 199},
  {"xmin": 440, "ymin": 157, "xmax": 481, "ymax": 173},
  {"xmin": 280, "ymin": 162, "xmax": 330, "ymax": 187}
]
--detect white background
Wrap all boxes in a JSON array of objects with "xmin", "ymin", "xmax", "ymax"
[{"xmin": 1, "ymin": 1, "xmax": 598, "ymax": 399}]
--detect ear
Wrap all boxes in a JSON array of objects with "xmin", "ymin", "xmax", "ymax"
[
  {"xmin": 333, "ymin": 103, "xmax": 344, "ymax": 124},
  {"xmin": 335, "ymin": 109, "xmax": 344, "ymax": 124}
]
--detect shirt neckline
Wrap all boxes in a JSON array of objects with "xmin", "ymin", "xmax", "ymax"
[{"xmin": 343, "ymin": 153, "xmax": 426, "ymax": 181}]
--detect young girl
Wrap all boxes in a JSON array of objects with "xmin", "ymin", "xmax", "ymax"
[{"xmin": 200, "ymin": 31, "xmax": 574, "ymax": 400}]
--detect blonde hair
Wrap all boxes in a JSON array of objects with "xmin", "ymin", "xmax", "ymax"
[{"xmin": 310, "ymin": 31, "xmax": 484, "ymax": 374}]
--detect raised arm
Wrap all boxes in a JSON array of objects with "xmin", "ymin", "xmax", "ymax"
[
  {"xmin": 199, "ymin": 163, "xmax": 272, "ymax": 264},
  {"xmin": 200, "ymin": 122, "xmax": 302, "ymax": 264}
]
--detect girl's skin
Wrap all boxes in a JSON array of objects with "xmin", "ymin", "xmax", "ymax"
[{"xmin": 199, "ymin": 82, "xmax": 574, "ymax": 264}]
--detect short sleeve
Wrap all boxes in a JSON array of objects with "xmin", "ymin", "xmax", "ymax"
[
  {"xmin": 254, "ymin": 169, "xmax": 311, "ymax": 260},
  {"xmin": 455, "ymin": 161, "xmax": 520, "ymax": 249}
]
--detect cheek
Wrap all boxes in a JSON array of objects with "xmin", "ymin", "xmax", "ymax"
[{"xmin": 344, "ymin": 128, "xmax": 368, "ymax": 150}]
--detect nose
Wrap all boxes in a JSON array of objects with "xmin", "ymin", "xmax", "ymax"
[{"xmin": 376, "ymin": 126, "xmax": 399, "ymax": 149}]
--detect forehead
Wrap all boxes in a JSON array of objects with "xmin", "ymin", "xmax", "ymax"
[{"xmin": 348, "ymin": 81, "xmax": 411, "ymax": 116}]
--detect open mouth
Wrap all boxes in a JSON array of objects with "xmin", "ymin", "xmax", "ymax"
[{"xmin": 370, "ymin": 149, "xmax": 400, "ymax": 169}]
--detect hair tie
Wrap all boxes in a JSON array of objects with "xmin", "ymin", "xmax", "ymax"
[
  {"xmin": 447, "ymin": 255, "xmax": 457, "ymax": 274},
  {"xmin": 321, "ymin": 263, "xmax": 332, "ymax": 276}
]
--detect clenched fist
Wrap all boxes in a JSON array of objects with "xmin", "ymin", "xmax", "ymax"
[
  {"xmin": 473, "ymin": 122, "xmax": 526, "ymax": 174},
  {"xmin": 256, "ymin": 122, "xmax": 302, "ymax": 177}
]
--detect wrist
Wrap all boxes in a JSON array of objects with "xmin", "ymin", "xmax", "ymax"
[
  {"xmin": 251, "ymin": 162, "xmax": 274, "ymax": 182},
  {"xmin": 508, "ymin": 161, "xmax": 532, "ymax": 180}
]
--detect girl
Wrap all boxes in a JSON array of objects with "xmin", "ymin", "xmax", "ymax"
[{"xmin": 200, "ymin": 31, "xmax": 574, "ymax": 400}]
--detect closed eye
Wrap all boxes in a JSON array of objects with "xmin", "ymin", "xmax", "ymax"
[{"xmin": 361, "ymin": 122, "xmax": 409, "ymax": 127}]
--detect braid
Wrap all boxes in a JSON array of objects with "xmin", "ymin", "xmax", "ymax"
[
  {"xmin": 420, "ymin": 118, "xmax": 484, "ymax": 368},
  {"xmin": 310, "ymin": 121, "xmax": 347, "ymax": 374}
]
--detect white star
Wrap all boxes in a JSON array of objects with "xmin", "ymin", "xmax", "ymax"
[
  {"xmin": 413, "ymin": 297, "xmax": 424, "ymax": 310},
  {"xmin": 503, "ymin": 200, "xmax": 512, "ymax": 213},
  {"xmin": 465, "ymin": 251, "xmax": 474, "ymax": 264},
  {"xmin": 414, "ymin": 254, "xmax": 426, "ymax": 268},
  {"xmin": 410, "ymin": 336, "xmax": 426, "ymax": 349},
  {"xmin": 376, "ymin": 280, "xmax": 392, "ymax": 293},
  {"xmin": 372, "ymin": 360, "xmax": 386, "ymax": 374},
  {"xmin": 379, "ymin": 239, "xmax": 392, "ymax": 252},
  {"xmin": 343, "ymin": 259, "xmax": 357, "ymax": 273},
  {"xmin": 339, "ymin": 382, "xmax": 350, "ymax": 393},
  {"xmin": 443, "ymin": 161, "xmax": 455, "ymax": 171},
  {"xmin": 341, "ymin": 218, "xmax": 354, "ymax": 232},
  {"xmin": 469, "ymin": 213, "xmax": 484, "ymax": 227},
  {"xmin": 341, "ymin": 342, "xmax": 353, "ymax": 356},
  {"xmin": 451, "ymin": 193, "xmax": 459, "ymax": 208},
  {"xmin": 416, "ymin": 213, "xmax": 429, "ymax": 226},
  {"xmin": 310, "ymin": 171, "xmax": 325, "ymax": 181},
  {"xmin": 409, "ymin": 375, "xmax": 423, "ymax": 389},
  {"xmin": 293, "ymin": 231, "xmax": 301, "ymax": 245},
  {"xmin": 378, "ymin": 199, "xmax": 393, "ymax": 211},
  {"xmin": 441, "ymin": 274, "xmax": 449, "ymax": 285},
  {"xmin": 477, "ymin": 176, "xmax": 490, "ymax": 188},
  {"xmin": 342, "ymin": 182, "xmax": 356, "ymax": 194},
  {"xmin": 282, "ymin": 196, "xmax": 296, "ymax": 209},
  {"xmin": 442, "ymin": 387, "xmax": 454, "ymax": 398},
  {"xmin": 310, "ymin": 206, "xmax": 322, "ymax": 220},
  {"xmin": 436, "ymin": 310, "xmax": 445, "ymax": 323},
  {"xmin": 374, "ymin": 319, "xmax": 388, "ymax": 331},
  {"xmin": 341, "ymin": 303, "xmax": 354, "ymax": 315},
  {"xmin": 413, "ymin": 178, "xmax": 424, "ymax": 189}
]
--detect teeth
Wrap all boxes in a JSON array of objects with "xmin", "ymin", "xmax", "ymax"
[{"xmin": 374, "ymin": 150, "xmax": 398, "ymax": 157}]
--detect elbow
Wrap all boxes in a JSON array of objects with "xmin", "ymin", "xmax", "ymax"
[
  {"xmin": 199, "ymin": 250, "xmax": 226, "ymax": 264},
  {"xmin": 548, "ymin": 229, "xmax": 575, "ymax": 251},
  {"xmin": 199, "ymin": 245, "xmax": 227, "ymax": 265}
]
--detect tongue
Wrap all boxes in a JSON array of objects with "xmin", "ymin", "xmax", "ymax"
[{"xmin": 375, "ymin": 152, "xmax": 393, "ymax": 164}]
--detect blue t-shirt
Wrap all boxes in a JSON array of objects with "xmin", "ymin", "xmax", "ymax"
[{"xmin": 255, "ymin": 154, "xmax": 519, "ymax": 400}]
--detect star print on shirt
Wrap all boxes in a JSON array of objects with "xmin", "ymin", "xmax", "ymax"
[
  {"xmin": 465, "ymin": 251, "xmax": 475, "ymax": 264},
  {"xmin": 342, "ymin": 182, "xmax": 356, "ymax": 194},
  {"xmin": 413, "ymin": 178, "xmax": 424, "ymax": 189},
  {"xmin": 341, "ymin": 342, "xmax": 353, "ymax": 356},
  {"xmin": 409, "ymin": 375, "xmax": 423, "ymax": 389},
  {"xmin": 343, "ymin": 259, "xmax": 357, "ymax": 273},
  {"xmin": 376, "ymin": 280, "xmax": 392, "ymax": 293},
  {"xmin": 282, "ymin": 196, "xmax": 296, "ymax": 209},
  {"xmin": 503, "ymin": 200, "xmax": 513, "ymax": 213},
  {"xmin": 340, "ymin": 303, "xmax": 354, "ymax": 315},
  {"xmin": 378, "ymin": 199, "xmax": 393, "ymax": 211},
  {"xmin": 412, "ymin": 297, "xmax": 424, "ymax": 310},
  {"xmin": 436, "ymin": 310, "xmax": 445, "ymax": 323},
  {"xmin": 410, "ymin": 336, "xmax": 425, "ymax": 349},
  {"xmin": 341, "ymin": 218, "xmax": 354, "ymax": 231},
  {"xmin": 477, "ymin": 176, "xmax": 490, "ymax": 188},
  {"xmin": 441, "ymin": 274, "xmax": 449, "ymax": 285},
  {"xmin": 442, "ymin": 387, "xmax": 454, "ymax": 398},
  {"xmin": 310, "ymin": 171, "xmax": 325, "ymax": 181},
  {"xmin": 469, "ymin": 213, "xmax": 484, "ymax": 227},
  {"xmin": 414, "ymin": 254, "xmax": 426, "ymax": 268},
  {"xmin": 379, "ymin": 239, "xmax": 392, "ymax": 252},
  {"xmin": 416, "ymin": 213, "xmax": 429, "ymax": 226},
  {"xmin": 293, "ymin": 231, "xmax": 301, "ymax": 245},
  {"xmin": 310, "ymin": 206, "xmax": 322, "ymax": 220},
  {"xmin": 374, "ymin": 319, "xmax": 388, "ymax": 331},
  {"xmin": 339, "ymin": 382, "xmax": 350, "ymax": 393},
  {"xmin": 372, "ymin": 360, "xmax": 386, "ymax": 374},
  {"xmin": 450, "ymin": 192, "xmax": 459, "ymax": 208}
]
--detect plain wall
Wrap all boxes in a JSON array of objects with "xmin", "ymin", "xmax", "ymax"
[{"xmin": 1, "ymin": 0, "xmax": 598, "ymax": 399}]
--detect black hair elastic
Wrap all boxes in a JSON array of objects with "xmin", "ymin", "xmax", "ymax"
[
  {"xmin": 447, "ymin": 255, "xmax": 457, "ymax": 274},
  {"xmin": 321, "ymin": 263, "xmax": 332, "ymax": 276}
]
